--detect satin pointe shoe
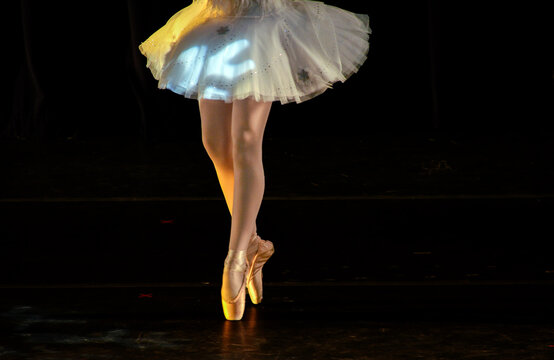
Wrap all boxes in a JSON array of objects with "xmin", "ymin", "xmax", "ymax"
[
  {"xmin": 246, "ymin": 235, "xmax": 275, "ymax": 304},
  {"xmin": 221, "ymin": 249, "xmax": 249, "ymax": 321}
]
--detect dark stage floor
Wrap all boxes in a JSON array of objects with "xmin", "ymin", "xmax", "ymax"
[
  {"xmin": 1, "ymin": 132, "xmax": 554, "ymax": 358},
  {"xmin": 1, "ymin": 282, "xmax": 554, "ymax": 359}
]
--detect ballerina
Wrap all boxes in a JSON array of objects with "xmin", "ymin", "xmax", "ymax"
[{"xmin": 139, "ymin": 0, "xmax": 371, "ymax": 320}]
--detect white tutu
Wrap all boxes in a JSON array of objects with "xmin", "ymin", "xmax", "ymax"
[{"xmin": 139, "ymin": 0, "xmax": 371, "ymax": 104}]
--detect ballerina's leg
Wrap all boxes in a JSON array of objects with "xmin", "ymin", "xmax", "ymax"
[
  {"xmin": 198, "ymin": 98, "xmax": 263, "ymax": 243},
  {"xmin": 228, "ymin": 97, "xmax": 272, "ymax": 251}
]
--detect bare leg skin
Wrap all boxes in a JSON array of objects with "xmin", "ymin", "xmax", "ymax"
[
  {"xmin": 199, "ymin": 99, "xmax": 235, "ymax": 215},
  {"xmin": 198, "ymin": 99, "xmax": 266, "ymax": 239},
  {"xmin": 200, "ymin": 97, "xmax": 272, "ymax": 319},
  {"xmin": 228, "ymin": 97, "xmax": 272, "ymax": 251}
]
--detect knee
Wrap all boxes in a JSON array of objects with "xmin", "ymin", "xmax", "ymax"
[
  {"xmin": 232, "ymin": 131, "xmax": 262, "ymax": 166},
  {"xmin": 202, "ymin": 136, "xmax": 233, "ymax": 165}
]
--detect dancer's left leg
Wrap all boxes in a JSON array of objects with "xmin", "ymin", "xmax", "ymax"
[
  {"xmin": 199, "ymin": 99, "xmax": 259, "ymax": 240},
  {"xmin": 221, "ymin": 97, "xmax": 272, "ymax": 320},
  {"xmin": 228, "ymin": 97, "xmax": 272, "ymax": 252}
]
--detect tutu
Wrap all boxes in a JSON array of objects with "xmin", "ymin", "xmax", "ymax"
[{"xmin": 139, "ymin": 0, "xmax": 371, "ymax": 104}]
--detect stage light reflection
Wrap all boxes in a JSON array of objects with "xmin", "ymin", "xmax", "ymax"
[
  {"xmin": 168, "ymin": 38, "xmax": 256, "ymax": 101},
  {"xmin": 221, "ymin": 306, "xmax": 260, "ymax": 355},
  {"xmin": 175, "ymin": 45, "xmax": 208, "ymax": 88},
  {"xmin": 206, "ymin": 39, "xmax": 256, "ymax": 80}
]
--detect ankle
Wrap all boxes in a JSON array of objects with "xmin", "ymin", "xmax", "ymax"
[
  {"xmin": 226, "ymin": 248, "xmax": 247, "ymax": 256},
  {"xmin": 225, "ymin": 249, "xmax": 248, "ymax": 266}
]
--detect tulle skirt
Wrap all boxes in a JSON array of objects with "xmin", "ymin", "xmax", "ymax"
[{"xmin": 139, "ymin": 0, "xmax": 371, "ymax": 104}]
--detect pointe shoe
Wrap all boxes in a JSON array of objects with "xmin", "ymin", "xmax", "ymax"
[
  {"xmin": 221, "ymin": 249, "xmax": 249, "ymax": 321},
  {"xmin": 246, "ymin": 235, "xmax": 275, "ymax": 304}
]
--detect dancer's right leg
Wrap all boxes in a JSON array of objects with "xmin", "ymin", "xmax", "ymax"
[
  {"xmin": 199, "ymin": 99, "xmax": 258, "ymax": 237},
  {"xmin": 199, "ymin": 98, "xmax": 260, "ymax": 320},
  {"xmin": 199, "ymin": 99, "xmax": 234, "ymax": 214}
]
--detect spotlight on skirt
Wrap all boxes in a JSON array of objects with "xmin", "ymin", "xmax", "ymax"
[{"xmin": 139, "ymin": 0, "xmax": 372, "ymax": 104}]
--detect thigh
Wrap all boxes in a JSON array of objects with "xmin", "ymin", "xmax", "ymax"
[
  {"xmin": 198, "ymin": 99, "xmax": 233, "ymax": 149},
  {"xmin": 231, "ymin": 98, "xmax": 272, "ymax": 146}
]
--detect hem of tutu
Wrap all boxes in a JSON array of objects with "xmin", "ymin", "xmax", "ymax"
[
  {"xmin": 156, "ymin": 40, "xmax": 370, "ymax": 105},
  {"xmin": 340, "ymin": 31, "xmax": 371, "ymax": 84},
  {"xmin": 156, "ymin": 54, "xmax": 369, "ymax": 105},
  {"xmin": 341, "ymin": 51, "xmax": 369, "ymax": 84},
  {"xmin": 160, "ymin": 86, "xmax": 332, "ymax": 105}
]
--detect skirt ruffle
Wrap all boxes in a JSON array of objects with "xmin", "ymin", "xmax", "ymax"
[{"xmin": 139, "ymin": 0, "xmax": 371, "ymax": 104}]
